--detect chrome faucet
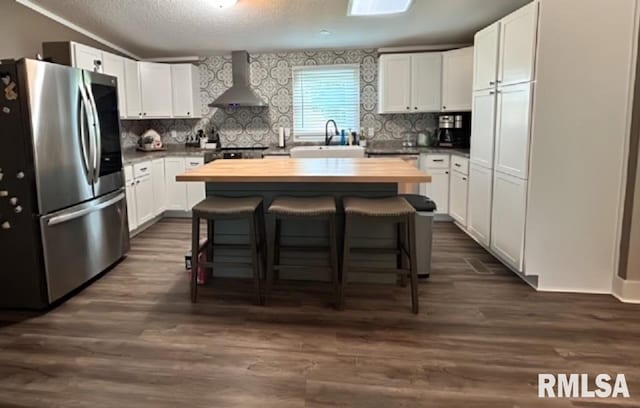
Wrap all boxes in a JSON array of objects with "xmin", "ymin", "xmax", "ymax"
[{"xmin": 325, "ymin": 120, "xmax": 339, "ymax": 146}]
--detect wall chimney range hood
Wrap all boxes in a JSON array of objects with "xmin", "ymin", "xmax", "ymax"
[{"xmin": 209, "ymin": 51, "xmax": 267, "ymax": 108}]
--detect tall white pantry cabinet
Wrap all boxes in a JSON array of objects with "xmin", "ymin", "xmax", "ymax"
[{"xmin": 466, "ymin": 0, "xmax": 639, "ymax": 295}]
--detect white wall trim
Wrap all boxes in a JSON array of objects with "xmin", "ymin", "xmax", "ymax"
[
  {"xmin": 613, "ymin": 0, "xmax": 640, "ymax": 288},
  {"xmin": 613, "ymin": 275, "xmax": 640, "ymax": 303},
  {"xmin": 15, "ymin": 0, "xmax": 141, "ymax": 60}
]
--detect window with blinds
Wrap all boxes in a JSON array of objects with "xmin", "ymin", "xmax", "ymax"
[{"xmin": 292, "ymin": 64, "xmax": 360, "ymax": 141}]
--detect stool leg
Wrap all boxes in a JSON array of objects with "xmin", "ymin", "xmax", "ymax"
[
  {"xmin": 249, "ymin": 213, "xmax": 262, "ymax": 306},
  {"xmin": 408, "ymin": 214, "xmax": 419, "ymax": 314},
  {"xmin": 397, "ymin": 223, "xmax": 408, "ymax": 288},
  {"xmin": 191, "ymin": 215, "xmax": 200, "ymax": 303},
  {"xmin": 207, "ymin": 220, "xmax": 215, "ymax": 278},
  {"xmin": 273, "ymin": 219, "xmax": 281, "ymax": 282},
  {"xmin": 265, "ymin": 215, "xmax": 277, "ymax": 305},
  {"xmin": 328, "ymin": 214, "xmax": 340, "ymax": 309},
  {"xmin": 339, "ymin": 214, "xmax": 352, "ymax": 311},
  {"xmin": 257, "ymin": 203, "xmax": 268, "ymax": 300}
]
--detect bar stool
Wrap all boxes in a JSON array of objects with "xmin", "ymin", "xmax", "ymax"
[
  {"xmin": 341, "ymin": 196, "xmax": 419, "ymax": 314},
  {"xmin": 190, "ymin": 196, "xmax": 267, "ymax": 305},
  {"xmin": 266, "ymin": 196, "xmax": 339, "ymax": 307}
]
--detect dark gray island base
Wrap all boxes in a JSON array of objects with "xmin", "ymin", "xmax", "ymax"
[{"xmin": 204, "ymin": 182, "xmax": 433, "ymax": 283}]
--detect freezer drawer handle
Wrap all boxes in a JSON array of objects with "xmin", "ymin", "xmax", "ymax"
[{"xmin": 47, "ymin": 193, "xmax": 125, "ymax": 226}]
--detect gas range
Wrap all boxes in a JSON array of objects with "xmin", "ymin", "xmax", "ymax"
[{"xmin": 204, "ymin": 147, "xmax": 268, "ymax": 163}]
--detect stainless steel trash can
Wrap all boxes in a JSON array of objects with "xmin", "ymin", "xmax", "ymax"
[{"xmin": 400, "ymin": 195, "xmax": 436, "ymax": 278}]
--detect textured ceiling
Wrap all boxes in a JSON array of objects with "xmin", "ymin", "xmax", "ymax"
[{"xmin": 27, "ymin": 0, "xmax": 532, "ymax": 58}]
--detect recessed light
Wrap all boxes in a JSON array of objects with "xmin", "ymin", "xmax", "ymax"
[
  {"xmin": 211, "ymin": 0, "xmax": 237, "ymax": 8},
  {"xmin": 348, "ymin": 0, "xmax": 413, "ymax": 16},
  {"xmin": 320, "ymin": 29, "xmax": 332, "ymax": 36}
]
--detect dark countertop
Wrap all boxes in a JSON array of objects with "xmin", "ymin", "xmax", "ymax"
[
  {"xmin": 122, "ymin": 145, "xmax": 214, "ymax": 165},
  {"xmin": 123, "ymin": 142, "xmax": 470, "ymax": 165},
  {"xmin": 263, "ymin": 141, "xmax": 470, "ymax": 158}
]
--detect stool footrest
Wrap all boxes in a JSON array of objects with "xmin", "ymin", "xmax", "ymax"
[
  {"xmin": 345, "ymin": 267, "xmax": 410, "ymax": 275},
  {"xmin": 349, "ymin": 247, "xmax": 401, "ymax": 255},
  {"xmin": 278, "ymin": 245, "xmax": 332, "ymax": 253}
]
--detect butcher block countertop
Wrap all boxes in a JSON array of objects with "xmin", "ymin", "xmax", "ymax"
[{"xmin": 176, "ymin": 158, "xmax": 432, "ymax": 183}]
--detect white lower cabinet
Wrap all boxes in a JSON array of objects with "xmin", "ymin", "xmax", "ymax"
[
  {"xmin": 422, "ymin": 168, "xmax": 449, "ymax": 214},
  {"xmin": 449, "ymin": 170, "xmax": 468, "ymax": 226},
  {"xmin": 124, "ymin": 166, "xmax": 137, "ymax": 232},
  {"xmin": 164, "ymin": 158, "xmax": 188, "ymax": 211},
  {"xmin": 135, "ymin": 175, "xmax": 155, "ymax": 225},
  {"xmin": 467, "ymin": 163, "xmax": 493, "ymax": 246},
  {"xmin": 152, "ymin": 159, "xmax": 167, "ymax": 214},
  {"xmin": 490, "ymin": 171, "xmax": 527, "ymax": 272},
  {"xmin": 185, "ymin": 157, "xmax": 206, "ymax": 209}
]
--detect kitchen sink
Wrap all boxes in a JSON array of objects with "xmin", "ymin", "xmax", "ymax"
[{"xmin": 289, "ymin": 145, "xmax": 366, "ymax": 158}]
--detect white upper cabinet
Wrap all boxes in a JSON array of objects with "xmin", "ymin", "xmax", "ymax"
[
  {"xmin": 124, "ymin": 59, "xmax": 142, "ymax": 119},
  {"xmin": 378, "ymin": 52, "xmax": 441, "ymax": 113},
  {"xmin": 491, "ymin": 171, "xmax": 527, "ymax": 272},
  {"xmin": 473, "ymin": 22, "xmax": 500, "ymax": 91},
  {"xmin": 498, "ymin": 1, "xmax": 539, "ymax": 87},
  {"xmin": 467, "ymin": 163, "xmax": 493, "ymax": 246},
  {"xmin": 442, "ymin": 47, "xmax": 474, "ymax": 111},
  {"xmin": 411, "ymin": 53, "xmax": 442, "ymax": 112},
  {"xmin": 171, "ymin": 64, "xmax": 201, "ymax": 118},
  {"xmin": 72, "ymin": 42, "xmax": 103, "ymax": 72},
  {"xmin": 378, "ymin": 54, "xmax": 412, "ymax": 113},
  {"xmin": 470, "ymin": 89, "xmax": 497, "ymax": 168},
  {"xmin": 139, "ymin": 62, "xmax": 173, "ymax": 118},
  {"xmin": 102, "ymin": 52, "xmax": 127, "ymax": 118},
  {"xmin": 494, "ymin": 82, "xmax": 533, "ymax": 179}
]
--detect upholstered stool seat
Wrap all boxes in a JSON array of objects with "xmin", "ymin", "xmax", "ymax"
[
  {"xmin": 193, "ymin": 196, "xmax": 263, "ymax": 216},
  {"xmin": 343, "ymin": 196, "xmax": 414, "ymax": 217},
  {"xmin": 269, "ymin": 196, "xmax": 337, "ymax": 217}
]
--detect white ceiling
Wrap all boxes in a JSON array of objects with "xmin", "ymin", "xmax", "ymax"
[{"xmin": 26, "ymin": 0, "xmax": 532, "ymax": 58}]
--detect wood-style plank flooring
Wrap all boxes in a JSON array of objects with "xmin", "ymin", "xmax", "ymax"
[{"xmin": 1, "ymin": 219, "xmax": 639, "ymax": 407}]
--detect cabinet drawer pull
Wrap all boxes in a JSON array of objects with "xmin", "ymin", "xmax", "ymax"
[
  {"xmin": 454, "ymin": 163, "xmax": 461, "ymax": 167},
  {"xmin": 432, "ymin": 159, "xmax": 444, "ymax": 162},
  {"xmin": 406, "ymin": 106, "xmax": 410, "ymax": 110},
  {"xmin": 445, "ymin": 171, "xmax": 449, "ymax": 174},
  {"xmin": 489, "ymin": 91, "xmax": 495, "ymax": 95},
  {"xmin": 462, "ymin": 177, "xmax": 467, "ymax": 181},
  {"xmin": 140, "ymin": 167, "xmax": 147, "ymax": 172},
  {"xmin": 190, "ymin": 162, "xmax": 200, "ymax": 166},
  {"xmin": 490, "ymin": 81, "xmax": 495, "ymax": 85}
]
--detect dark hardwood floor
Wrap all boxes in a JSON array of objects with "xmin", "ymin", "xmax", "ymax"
[{"xmin": 1, "ymin": 219, "xmax": 639, "ymax": 407}]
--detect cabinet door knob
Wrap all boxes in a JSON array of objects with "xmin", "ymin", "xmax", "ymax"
[
  {"xmin": 490, "ymin": 81, "xmax": 495, "ymax": 85},
  {"xmin": 414, "ymin": 107, "xmax": 418, "ymax": 110},
  {"xmin": 442, "ymin": 106, "xmax": 447, "ymax": 110},
  {"xmin": 463, "ymin": 177, "xmax": 467, "ymax": 181},
  {"xmin": 187, "ymin": 112, "xmax": 190, "ymax": 115}
]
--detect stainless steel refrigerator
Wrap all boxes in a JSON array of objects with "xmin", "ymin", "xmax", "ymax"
[{"xmin": 0, "ymin": 58, "xmax": 129, "ymax": 309}]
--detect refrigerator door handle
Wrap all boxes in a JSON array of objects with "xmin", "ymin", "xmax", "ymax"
[
  {"xmin": 84, "ymin": 78, "xmax": 102, "ymax": 183},
  {"xmin": 78, "ymin": 84, "xmax": 94, "ymax": 184},
  {"xmin": 47, "ymin": 192, "xmax": 125, "ymax": 227}
]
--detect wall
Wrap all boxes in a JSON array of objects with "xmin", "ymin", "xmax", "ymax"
[
  {"xmin": 0, "ymin": 0, "xmax": 121, "ymax": 59},
  {"xmin": 121, "ymin": 49, "xmax": 438, "ymax": 147},
  {"xmin": 525, "ymin": 0, "xmax": 639, "ymax": 293}
]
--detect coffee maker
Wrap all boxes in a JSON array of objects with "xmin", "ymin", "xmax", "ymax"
[{"xmin": 436, "ymin": 112, "xmax": 471, "ymax": 148}]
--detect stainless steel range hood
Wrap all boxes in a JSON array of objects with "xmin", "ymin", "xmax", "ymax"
[{"xmin": 208, "ymin": 51, "xmax": 266, "ymax": 108}]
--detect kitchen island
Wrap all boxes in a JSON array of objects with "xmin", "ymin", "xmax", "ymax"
[{"xmin": 176, "ymin": 158, "xmax": 431, "ymax": 281}]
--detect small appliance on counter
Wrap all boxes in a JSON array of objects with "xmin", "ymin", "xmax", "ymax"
[
  {"xmin": 137, "ymin": 129, "xmax": 165, "ymax": 152},
  {"xmin": 436, "ymin": 112, "xmax": 471, "ymax": 148}
]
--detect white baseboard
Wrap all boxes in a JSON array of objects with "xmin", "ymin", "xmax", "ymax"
[{"xmin": 612, "ymin": 275, "xmax": 640, "ymax": 303}]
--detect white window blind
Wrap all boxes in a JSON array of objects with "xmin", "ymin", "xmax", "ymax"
[{"xmin": 292, "ymin": 64, "xmax": 360, "ymax": 140}]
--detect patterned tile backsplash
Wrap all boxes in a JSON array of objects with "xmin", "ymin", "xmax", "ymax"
[{"xmin": 120, "ymin": 49, "xmax": 438, "ymax": 148}]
